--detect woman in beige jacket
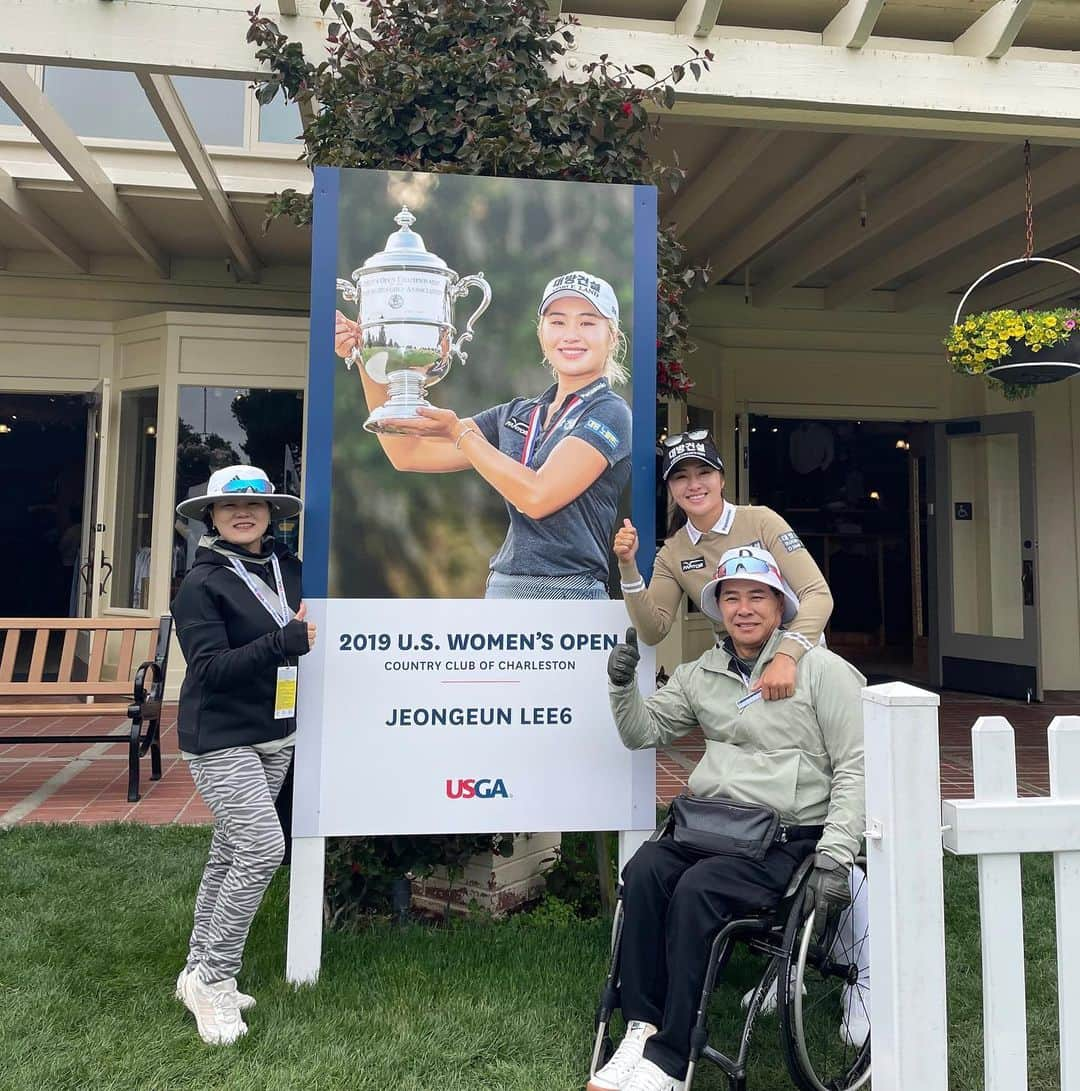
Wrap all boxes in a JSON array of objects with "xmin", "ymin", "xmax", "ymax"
[{"xmin": 615, "ymin": 430, "xmax": 833, "ymax": 700}]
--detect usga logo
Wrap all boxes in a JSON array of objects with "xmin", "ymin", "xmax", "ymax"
[{"xmin": 446, "ymin": 777, "xmax": 509, "ymax": 800}]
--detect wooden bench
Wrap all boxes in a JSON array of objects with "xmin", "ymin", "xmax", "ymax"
[{"xmin": 0, "ymin": 616, "xmax": 172, "ymax": 802}]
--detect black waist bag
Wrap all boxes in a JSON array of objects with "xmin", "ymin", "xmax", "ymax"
[{"xmin": 669, "ymin": 794, "xmax": 781, "ymax": 861}]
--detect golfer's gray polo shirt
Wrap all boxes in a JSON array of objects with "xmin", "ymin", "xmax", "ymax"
[{"xmin": 473, "ymin": 378, "xmax": 632, "ymax": 584}]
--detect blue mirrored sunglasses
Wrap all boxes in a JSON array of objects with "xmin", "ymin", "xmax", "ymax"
[
  {"xmin": 221, "ymin": 477, "xmax": 272, "ymax": 495},
  {"xmin": 716, "ymin": 557, "xmax": 777, "ymax": 579}
]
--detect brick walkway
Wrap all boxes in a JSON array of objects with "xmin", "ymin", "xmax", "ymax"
[{"xmin": 1, "ymin": 693, "xmax": 1072, "ymax": 827}]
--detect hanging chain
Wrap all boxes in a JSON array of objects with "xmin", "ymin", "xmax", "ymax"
[{"xmin": 1023, "ymin": 139, "xmax": 1034, "ymax": 260}]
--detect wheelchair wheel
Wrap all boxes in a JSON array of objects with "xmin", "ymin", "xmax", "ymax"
[{"xmin": 777, "ymin": 862, "xmax": 871, "ymax": 1091}]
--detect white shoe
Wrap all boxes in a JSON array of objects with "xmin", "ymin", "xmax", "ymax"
[
  {"xmin": 622, "ymin": 1058, "xmax": 685, "ymax": 1091},
  {"xmin": 741, "ymin": 976, "xmax": 803, "ymax": 1014},
  {"xmin": 588, "ymin": 1021, "xmax": 657, "ymax": 1090},
  {"xmin": 181, "ymin": 971, "xmax": 249, "ymax": 1045},
  {"xmin": 176, "ymin": 967, "xmax": 256, "ymax": 1011},
  {"xmin": 840, "ymin": 994, "xmax": 870, "ymax": 1049}
]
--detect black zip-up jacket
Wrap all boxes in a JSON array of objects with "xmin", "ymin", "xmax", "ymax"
[{"xmin": 171, "ymin": 538, "xmax": 309, "ymax": 754}]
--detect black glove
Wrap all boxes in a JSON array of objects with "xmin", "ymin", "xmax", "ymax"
[
  {"xmin": 806, "ymin": 852, "xmax": 851, "ymax": 916},
  {"xmin": 607, "ymin": 627, "xmax": 640, "ymax": 686}
]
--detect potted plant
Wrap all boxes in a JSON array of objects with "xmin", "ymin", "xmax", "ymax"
[{"xmin": 945, "ymin": 306, "xmax": 1080, "ymax": 399}]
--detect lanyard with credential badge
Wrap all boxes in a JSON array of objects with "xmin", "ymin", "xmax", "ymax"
[
  {"xmin": 229, "ymin": 554, "xmax": 298, "ymax": 719},
  {"xmin": 517, "ymin": 378, "xmax": 609, "ymax": 466},
  {"xmin": 227, "ymin": 554, "xmax": 290, "ymax": 628}
]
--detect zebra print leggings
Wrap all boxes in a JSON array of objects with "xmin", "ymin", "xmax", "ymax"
[{"xmin": 186, "ymin": 745, "xmax": 293, "ymax": 984}]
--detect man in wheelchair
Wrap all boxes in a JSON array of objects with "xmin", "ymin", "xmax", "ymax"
[{"xmin": 595, "ymin": 545, "xmax": 866, "ymax": 1091}]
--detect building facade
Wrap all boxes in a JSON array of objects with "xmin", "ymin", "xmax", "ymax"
[{"xmin": 2, "ymin": 0, "xmax": 1079, "ymax": 700}]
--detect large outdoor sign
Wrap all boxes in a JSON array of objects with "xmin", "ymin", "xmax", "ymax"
[{"xmin": 294, "ymin": 166, "xmax": 658, "ymax": 839}]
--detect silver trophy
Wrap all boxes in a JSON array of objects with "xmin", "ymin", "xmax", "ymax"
[{"xmin": 336, "ymin": 206, "xmax": 492, "ymax": 434}]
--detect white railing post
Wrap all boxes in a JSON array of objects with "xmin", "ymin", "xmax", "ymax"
[
  {"xmin": 862, "ymin": 681, "xmax": 948, "ymax": 1091},
  {"xmin": 970, "ymin": 717, "xmax": 1027, "ymax": 1091},
  {"xmin": 1049, "ymin": 716, "xmax": 1080, "ymax": 1091}
]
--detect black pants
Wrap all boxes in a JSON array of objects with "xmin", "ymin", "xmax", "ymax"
[
  {"xmin": 619, "ymin": 837, "xmax": 815, "ymax": 1079},
  {"xmin": 273, "ymin": 752, "xmax": 295, "ymax": 866}
]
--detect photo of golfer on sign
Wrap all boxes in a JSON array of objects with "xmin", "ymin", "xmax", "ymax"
[
  {"xmin": 327, "ymin": 170, "xmax": 639, "ymax": 601},
  {"xmin": 335, "ymin": 270, "xmax": 631, "ymax": 600}
]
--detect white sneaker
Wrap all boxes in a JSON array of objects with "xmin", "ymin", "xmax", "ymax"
[
  {"xmin": 840, "ymin": 992, "xmax": 870, "ymax": 1049},
  {"xmin": 181, "ymin": 971, "xmax": 249, "ymax": 1045},
  {"xmin": 588, "ymin": 1021, "xmax": 657, "ymax": 1091},
  {"xmin": 176, "ymin": 967, "xmax": 256, "ymax": 1012},
  {"xmin": 622, "ymin": 1058, "xmax": 685, "ymax": 1091},
  {"xmin": 741, "ymin": 977, "xmax": 804, "ymax": 1014}
]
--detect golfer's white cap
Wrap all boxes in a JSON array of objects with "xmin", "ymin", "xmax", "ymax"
[{"xmin": 538, "ymin": 271, "xmax": 619, "ymax": 322}]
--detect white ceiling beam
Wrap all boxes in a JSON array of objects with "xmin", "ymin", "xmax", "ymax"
[
  {"xmin": 0, "ymin": 0, "xmax": 332, "ymax": 80},
  {"xmin": 706, "ymin": 135, "xmax": 892, "ymax": 283},
  {"xmin": 665, "ymin": 129, "xmax": 780, "ymax": 239},
  {"xmin": 826, "ymin": 150, "xmax": 1080, "ymax": 308},
  {"xmin": 954, "ymin": 0, "xmax": 1035, "ymax": 60},
  {"xmin": 5, "ymin": 5, "xmax": 1080, "ymax": 141},
  {"xmin": 0, "ymin": 165, "xmax": 89, "ymax": 272},
  {"xmin": 753, "ymin": 142, "xmax": 1015, "ymax": 307},
  {"xmin": 136, "ymin": 71, "xmax": 260, "ymax": 282},
  {"xmin": 0, "ymin": 63, "xmax": 169, "ymax": 278},
  {"xmin": 822, "ymin": 0, "xmax": 887, "ymax": 50},
  {"xmin": 278, "ymin": 0, "xmax": 299, "ymax": 15},
  {"xmin": 896, "ymin": 202, "xmax": 1080, "ymax": 311},
  {"xmin": 675, "ymin": 0, "xmax": 725, "ymax": 39}
]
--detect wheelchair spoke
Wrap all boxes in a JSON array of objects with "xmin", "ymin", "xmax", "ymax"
[{"xmin": 778, "ymin": 860, "xmax": 872, "ymax": 1091}]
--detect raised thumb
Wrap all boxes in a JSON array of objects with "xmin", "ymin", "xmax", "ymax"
[
  {"xmin": 625, "ymin": 627, "xmax": 638, "ymax": 652},
  {"xmin": 295, "ymin": 601, "xmax": 307, "ymax": 621}
]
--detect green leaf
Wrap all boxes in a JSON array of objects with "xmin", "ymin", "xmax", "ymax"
[{"xmin": 632, "ymin": 64, "xmax": 655, "ymax": 78}]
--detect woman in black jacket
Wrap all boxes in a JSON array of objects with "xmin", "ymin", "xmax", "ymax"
[{"xmin": 170, "ymin": 465, "xmax": 315, "ymax": 1046}]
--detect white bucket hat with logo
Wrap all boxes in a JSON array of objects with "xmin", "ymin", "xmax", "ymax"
[
  {"xmin": 175, "ymin": 465, "xmax": 302, "ymax": 520},
  {"xmin": 538, "ymin": 271, "xmax": 620, "ymax": 322},
  {"xmin": 699, "ymin": 545, "xmax": 800, "ymax": 625}
]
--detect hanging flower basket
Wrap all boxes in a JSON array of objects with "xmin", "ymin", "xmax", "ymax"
[{"xmin": 945, "ymin": 257, "xmax": 1080, "ymax": 400}]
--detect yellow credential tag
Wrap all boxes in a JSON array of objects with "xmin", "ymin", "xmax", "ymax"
[{"xmin": 275, "ymin": 666, "xmax": 298, "ymax": 719}]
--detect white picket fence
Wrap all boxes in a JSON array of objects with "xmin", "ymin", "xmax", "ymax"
[{"xmin": 863, "ymin": 682, "xmax": 1080, "ymax": 1091}]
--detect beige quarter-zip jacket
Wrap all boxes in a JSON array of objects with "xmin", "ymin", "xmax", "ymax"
[
  {"xmin": 609, "ymin": 628, "xmax": 865, "ymax": 867},
  {"xmin": 620, "ymin": 504, "xmax": 833, "ymax": 663}
]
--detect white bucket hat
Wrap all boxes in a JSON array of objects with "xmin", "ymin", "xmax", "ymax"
[
  {"xmin": 537, "ymin": 271, "xmax": 619, "ymax": 322},
  {"xmin": 175, "ymin": 465, "xmax": 302, "ymax": 520},
  {"xmin": 699, "ymin": 545, "xmax": 800, "ymax": 625}
]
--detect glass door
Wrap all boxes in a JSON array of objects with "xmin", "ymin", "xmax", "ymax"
[
  {"xmin": 78, "ymin": 378, "xmax": 111, "ymax": 618},
  {"xmin": 930, "ymin": 412, "xmax": 1040, "ymax": 700}
]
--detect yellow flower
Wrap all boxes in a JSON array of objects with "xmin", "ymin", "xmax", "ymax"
[{"xmin": 1046, "ymin": 316, "xmax": 1058, "ymax": 327}]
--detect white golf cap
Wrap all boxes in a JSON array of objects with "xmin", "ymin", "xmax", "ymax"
[
  {"xmin": 538, "ymin": 271, "xmax": 619, "ymax": 322},
  {"xmin": 699, "ymin": 545, "xmax": 800, "ymax": 626},
  {"xmin": 175, "ymin": 464, "xmax": 302, "ymax": 520}
]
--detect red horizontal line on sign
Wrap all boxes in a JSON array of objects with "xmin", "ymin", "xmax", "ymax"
[{"xmin": 439, "ymin": 679, "xmax": 521, "ymax": 684}]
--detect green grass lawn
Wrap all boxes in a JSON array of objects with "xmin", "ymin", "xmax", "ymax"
[{"xmin": 0, "ymin": 825, "xmax": 1061, "ymax": 1091}]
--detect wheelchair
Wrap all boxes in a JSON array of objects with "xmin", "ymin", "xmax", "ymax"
[{"xmin": 589, "ymin": 819, "xmax": 871, "ymax": 1091}]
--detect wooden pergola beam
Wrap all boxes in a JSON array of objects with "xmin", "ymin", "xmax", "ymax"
[
  {"xmin": 665, "ymin": 129, "xmax": 780, "ymax": 240},
  {"xmin": 954, "ymin": 0, "xmax": 1036, "ymax": 60},
  {"xmin": 822, "ymin": 0, "xmax": 887, "ymax": 50},
  {"xmin": 826, "ymin": 150, "xmax": 1080, "ymax": 308},
  {"xmin": 0, "ymin": 164, "xmax": 89, "ymax": 272},
  {"xmin": 707, "ymin": 134, "xmax": 892, "ymax": 283},
  {"xmin": 753, "ymin": 142, "xmax": 1014, "ymax": 307},
  {"xmin": 674, "ymin": 0, "xmax": 725, "ymax": 39},
  {"xmin": 0, "ymin": 62, "xmax": 168, "ymax": 277},
  {"xmin": 136, "ymin": 71, "xmax": 260, "ymax": 281},
  {"xmin": 896, "ymin": 203, "xmax": 1080, "ymax": 312}
]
